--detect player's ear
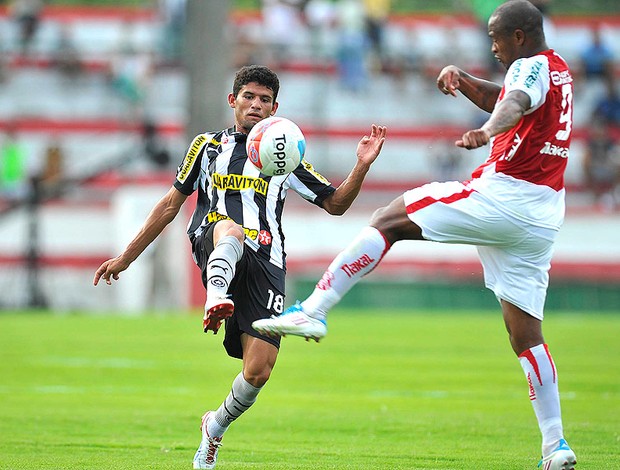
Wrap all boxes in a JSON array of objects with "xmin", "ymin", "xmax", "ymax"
[
  {"xmin": 270, "ymin": 102, "xmax": 279, "ymax": 116},
  {"xmin": 227, "ymin": 93, "xmax": 236, "ymax": 108},
  {"xmin": 514, "ymin": 29, "xmax": 526, "ymax": 46}
]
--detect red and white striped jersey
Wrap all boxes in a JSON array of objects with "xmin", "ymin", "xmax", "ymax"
[{"xmin": 470, "ymin": 50, "xmax": 573, "ymax": 230}]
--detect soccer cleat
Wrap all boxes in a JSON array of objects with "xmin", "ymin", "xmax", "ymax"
[
  {"xmin": 538, "ymin": 439, "xmax": 577, "ymax": 470},
  {"xmin": 192, "ymin": 411, "xmax": 223, "ymax": 469},
  {"xmin": 203, "ymin": 297, "xmax": 234, "ymax": 334},
  {"xmin": 252, "ymin": 302, "xmax": 327, "ymax": 341}
]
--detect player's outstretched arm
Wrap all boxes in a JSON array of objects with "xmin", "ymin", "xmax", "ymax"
[
  {"xmin": 322, "ymin": 124, "xmax": 386, "ymax": 216},
  {"xmin": 456, "ymin": 90, "xmax": 530, "ymax": 150},
  {"xmin": 93, "ymin": 186, "xmax": 187, "ymax": 286},
  {"xmin": 437, "ymin": 65, "xmax": 502, "ymax": 113}
]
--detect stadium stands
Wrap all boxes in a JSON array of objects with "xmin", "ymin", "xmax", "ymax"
[{"xmin": 0, "ymin": 4, "xmax": 619, "ymax": 310}]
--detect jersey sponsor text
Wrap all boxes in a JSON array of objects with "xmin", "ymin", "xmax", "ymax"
[
  {"xmin": 212, "ymin": 172, "xmax": 268, "ymax": 195},
  {"xmin": 177, "ymin": 134, "xmax": 207, "ymax": 183},
  {"xmin": 539, "ymin": 142, "xmax": 569, "ymax": 158}
]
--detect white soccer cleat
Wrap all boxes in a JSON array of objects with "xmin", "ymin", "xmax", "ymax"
[
  {"xmin": 538, "ymin": 439, "xmax": 577, "ymax": 470},
  {"xmin": 252, "ymin": 302, "xmax": 327, "ymax": 341},
  {"xmin": 203, "ymin": 296, "xmax": 234, "ymax": 335},
  {"xmin": 192, "ymin": 411, "xmax": 222, "ymax": 469}
]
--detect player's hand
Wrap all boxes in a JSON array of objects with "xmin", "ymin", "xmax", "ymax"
[
  {"xmin": 456, "ymin": 128, "xmax": 491, "ymax": 150},
  {"xmin": 437, "ymin": 65, "xmax": 461, "ymax": 97},
  {"xmin": 356, "ymin": 124, "xmax": 387, "ymax": 166},
  {"xmin": 93, "ymin": 257, "xmax": 129, "ymax": 286}
]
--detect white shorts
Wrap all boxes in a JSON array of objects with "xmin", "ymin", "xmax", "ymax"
[{"xmin": 403, "ymin": 181, "xmax": 558, "ymax": 320}]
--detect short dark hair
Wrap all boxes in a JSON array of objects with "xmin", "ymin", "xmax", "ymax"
[
  {"xmin": 232, "ymin": 65, "xmax": 280, "ymax": 103},
  {"xmin": 492, "ymin": 0, "xmax": 545, "ymax": 41}
]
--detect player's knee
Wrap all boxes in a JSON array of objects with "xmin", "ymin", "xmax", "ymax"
[
  {"xmin": 369, "ymin": 201, "xmax": 421, "ymax": 243},
  {"xmin": 243, "ymin": 367, "xmax": 273, "ymax": 388},
  {"xmin": 369, "ymin": 205, "xmax": 390, "ymax": 231},
  {"xmin": 225, "ymin": 223, "xmax": 245, "ymax": 242},
  {"xmin": 216, "ymin": 220, "xmax": 245, "ymax": 243}
]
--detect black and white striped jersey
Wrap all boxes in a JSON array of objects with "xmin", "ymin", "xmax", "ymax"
[{"xmin": 173, "ymin": 126, "xmax": 336, "ymax": 270}]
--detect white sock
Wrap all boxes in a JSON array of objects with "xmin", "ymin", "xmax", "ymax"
[
  {"xmin": 518, "ymin": 344, "xmax": 564, "ymax": 457},
  {"xmin": 208, "ymin": 372, "xmax": 262, "ymax": 438},
  {"xmin": 206, "ymin": 235, "xmax": 243, "ymax": 298},
  {"xmin": 302, "ymin": 226, "xmax": 390, "ymax": 321}
]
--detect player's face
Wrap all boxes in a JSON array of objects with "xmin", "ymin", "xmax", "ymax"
[
  {"xmin": 229, "ymin": 82, "xmax": 278, "ymax": 134},
  {"xmin": 488, "ymin": 16, "xmax": 519, "ymax": 69}
]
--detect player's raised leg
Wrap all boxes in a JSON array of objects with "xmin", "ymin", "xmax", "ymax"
[
  {"xmin": 252, "ymin": 225, "xmax": 390, "ymax": 339},
  {"xmin": 203, "ymin": 222, "xmax": 244, "ymax": 334},
  {"xmin": 253, "ymin": 196, "xmax": 424, "ymax": 340}
]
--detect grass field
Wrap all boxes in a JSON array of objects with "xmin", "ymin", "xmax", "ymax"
[{"xmin": 0, "ymin": 309, "xmax": 618, "ymax": 469}]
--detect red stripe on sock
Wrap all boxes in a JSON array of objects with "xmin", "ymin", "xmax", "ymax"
[
  {"xmin": 375, "ymin": 228, "xmax": 392, "ymax": 258},
  {"xmin": 405, "ymin": 188, "xmax": 474, "ymax": 215},
  {"xmin": 543, "ymin": 344, "xmax": 557, "ymax": 384},
  {"xmin": 519, "ymin": 348, "xmax": 543, "ymax": 386},
  {"xmin": 362, "ymin": 227, "xmax": 391, "ymax": 278}
]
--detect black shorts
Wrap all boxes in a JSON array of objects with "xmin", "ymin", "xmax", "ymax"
[{"xmin": 192, "ymin": 224, "xmax": 285, "ymax": 360}]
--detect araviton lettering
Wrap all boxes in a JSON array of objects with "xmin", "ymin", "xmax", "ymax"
[
  {"xmin": 177, "ymin": 134, "xmax": 207, "ymax": 183},
  {"xmin": 212, "ymin": 173, "xmax": 268, "ymax": 195}
]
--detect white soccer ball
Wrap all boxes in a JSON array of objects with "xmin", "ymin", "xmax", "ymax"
[{"xmin": 246, "ymin": 117, "xmax": 306, "ymax": 176}]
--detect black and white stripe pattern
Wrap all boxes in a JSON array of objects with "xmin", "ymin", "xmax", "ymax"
[{"xmin": 174, "ymin": 127, "xmax": 335, "ymax": 269}]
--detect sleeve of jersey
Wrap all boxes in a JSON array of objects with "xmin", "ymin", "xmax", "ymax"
[
  {"xmin": 173, "ymin": 133, "xmax": 209, "ymax": 195},
  {"xmin": 288, "ymin": 160, "xmax": 336, "ymax": 207},
  {"xmin": 504, "ymin": 56, "xmax": 549, "ymax": 111}
]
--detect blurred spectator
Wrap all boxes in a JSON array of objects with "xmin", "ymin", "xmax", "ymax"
[
  {"xmin": 52, "ymin": 24, "xmax": 82, "ymax": 81},
  {"xmin": 261, "ymin": 0, "xmax": 309, "ymax": 69},
  {"xmin": 158, "ymin": 0, "xmax": 186, "ymax": 63},
  {"xmin": 468, "ymin": 0, "xmax": 502, "ymax": 77},
  {"xmin": 334, "ymin": 0, "xmax": 367, "ymax": 92},
  {"xmin": 9, "ymin": 0, "xmax": 44, "ymax": 55},
  {"xmin": 428, "ymin": 138, "xmax": 466, "ymax": 182},
  {"xmin": 0, "ymin": 37, "xmax": 9, "ymax": 84},
  {"xmin": 142, "ymin": 120, "xmax": 171, "ymax": 170},
  {"xmin": 107, "ymin": 23, "xmax": 154, "ymax": 120},
  {"xmin": 231, "ymin": 22, "xmax": 261, "ymax": 68},
  {"xmin": 592, "ymin": 80, "xmax": 620, "ymax": 129},
  {"xmin": 363, "ymin": 0, "xmax": 391, "ymax": 74},
  {"xmin": 582, "ymin": 119, "xmax": 620, "ymax": 211},
  {"xmin": 0, "ymin": 125, "xmax": 28, "ymax": 200},
  {"xmin": 528, "ymin": 0, "xmax": 555, "ymax": 44},
  {"xmin": 304, "ymin": 0, "xmax": 336, "ymax": 56},
  {"xmin": 41, "ymin": 137, "xmax": 64, "ymax": 186},
  {"xmin": 578, "ymin": 24, "xmax": 614, "ymax": 85}
]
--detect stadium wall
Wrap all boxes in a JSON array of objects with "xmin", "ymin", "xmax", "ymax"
[{"xmin": 0, "ymin": 194, "xmax": 618, "ymax": 311}]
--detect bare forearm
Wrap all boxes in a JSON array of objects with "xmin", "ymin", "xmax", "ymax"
[
  {"xmin": 121, "ymin": 207, "xmax": 177, "ymax": 263},
  {"xmin": 120, "ymin": 188, "xmax": 185, "ymax": 264},
  {"xmin": 455, "ymin": 71, "xmax": 502, "ymax": 113},
  {"xmin": 456, "ymin": 90, "xmax": 530, "ymax": 149},
  {"xmin": 481, "ymin": 96, "xmax": 526, "ymax": 137},
  {"xmin": 321, "ymin": 124, "xmax": 386, "ymax": 215},
  {"xmin": 323, "ymin": 162, "xmax": 371, "ymax": 215},
  {"xmin": 93, "ymin": 187, "xmax": 186, "ymax": 286}
]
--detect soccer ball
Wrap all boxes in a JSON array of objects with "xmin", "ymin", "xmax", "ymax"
[{"xmin": 246, "ymin": 117, "xmax": 306, "ymax": 176}]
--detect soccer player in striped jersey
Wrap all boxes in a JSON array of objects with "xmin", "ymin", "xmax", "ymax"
[
  {"xmin": 253, "ymin": 2, "xmax": 576, "ymax": 469},
  {"xmin": 93, "ymin": 64, "xmax": 386, "ymax": 469}
]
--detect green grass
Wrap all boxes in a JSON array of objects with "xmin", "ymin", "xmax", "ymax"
[{"xmin": 0, "ymin": 309, "xmax": 618, "ymax": 469}]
